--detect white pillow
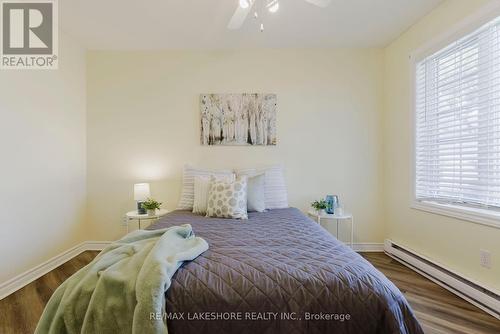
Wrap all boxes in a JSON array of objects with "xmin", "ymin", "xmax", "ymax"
[
  {"xmin": 177, "ymin": 165, "xmax": 234, "ymax": 210},
  {"xmin": 192, "ymin": 175, "xmax": 234, "ymax": 215},
  {"xmin": 236, "ymin": 165, "xmax": 288, "ymax": 209},
  {"xmin": 246, "ymin": 174, "xmax": 266, "ymax": 212},
  {"xmin": 192, "ymin": 176, "xmax": 211, "ymax": 214}
]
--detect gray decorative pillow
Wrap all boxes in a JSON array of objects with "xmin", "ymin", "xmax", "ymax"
[
  {"xmin": 246, "ymin": 173, "xmax": 266, "ymax": 212},
  {"xmin": 206, "ymin": 176, "xmax": 248, "ymax": 219}
]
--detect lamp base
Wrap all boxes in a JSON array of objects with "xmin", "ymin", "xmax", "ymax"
[{"xmin": 137, "ymin": 201, "xmax": 146, "ymax": 215}]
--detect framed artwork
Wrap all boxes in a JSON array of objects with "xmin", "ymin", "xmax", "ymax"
[{"xmin": 200, "ymin": 93, "xmax": 277, "ymax": 146}]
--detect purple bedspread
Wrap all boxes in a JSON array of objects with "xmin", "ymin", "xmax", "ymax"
[{"xmin": 148, "ymin": 208, "xmax": 423, "ymax": 334}]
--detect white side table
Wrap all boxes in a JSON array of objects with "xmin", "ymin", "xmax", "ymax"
[
  {"xmin": 125, "ymin": 209, "xmax": 169, "ymax": 233},
  {"xmin": 308, "ymin": 210, "xmax": 354, "ymax": 248}
]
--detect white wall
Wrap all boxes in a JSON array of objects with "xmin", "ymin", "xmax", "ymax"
[
  {"xmin": 1, "ymin": 0, "xmax": 498, "ymax": 303},
  {"xmin": 383, "ymin": 0, "xmax": 500, "ymax": 290},
  {"xmin": 87, "ymin": 49, "xmax": 385, "ymax": 243},
  {"xmin": 3, "ymin": 0, "xmax": 499, "ymax": 298},
  {"xmin": 0, "ymin": 32, "xmax": 87, "ymax": 283}
]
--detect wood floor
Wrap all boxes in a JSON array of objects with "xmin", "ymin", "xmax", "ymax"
[
  {"xmin": 0, "ymin": 251, "xmax": 498, "ymax": 334},
  {"xmin": 361, "ymin": 253, "xmax": 500, "ymax": 334},
  {"xmin": 0, "ymin": 251, "xmax": 99, "ymax": 334}
]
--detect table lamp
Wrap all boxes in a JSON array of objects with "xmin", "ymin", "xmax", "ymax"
[{"xmin": 134, "ymin": 183, "xmax": 150, "ymax": 214}]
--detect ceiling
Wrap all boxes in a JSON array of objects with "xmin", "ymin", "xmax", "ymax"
[{"xmin": 60, "ymin": 0, "xmax": 443, "ymax": 50}]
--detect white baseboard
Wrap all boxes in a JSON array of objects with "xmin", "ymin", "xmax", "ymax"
[
  {"xmin": 384, "ymin": 239, "xmax": 500, "ymax": 320},
  {"xmin": 84, "ymin": 241, "xmax": 112, "ymax": 251},
  {"xmin": 353, "ymin": 243, "xmax": 384, "ymax": 252},
  {"xmin": 0, "ymin": 241, "xmax": 110, "ymax": 300}
]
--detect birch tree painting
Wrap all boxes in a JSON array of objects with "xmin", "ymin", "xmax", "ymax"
[{"xmin": 200, "ymin": 93, "xmax": 277, "ymax": 146}]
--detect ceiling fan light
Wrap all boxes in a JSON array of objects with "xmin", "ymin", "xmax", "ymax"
[
  {"xmin": 239, "ymin": 0, "xmax": 250, "ymax": 9},
  {"xmin": 268, "ymin": 1, "xmax": 279, "ymax": 13}
]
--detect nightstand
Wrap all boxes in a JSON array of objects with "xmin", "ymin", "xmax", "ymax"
[
  {"xmin": 308, "ymin": 210, "xmax": 354, "ymax": 248},
  {"xmin": 124, "ymin": 209, "xmax": 169, "ymax": 233}
]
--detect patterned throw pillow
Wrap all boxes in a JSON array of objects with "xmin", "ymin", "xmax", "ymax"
[
  {"xmin": 206, "ymin": 176, "xmax": 248, "ymax": 219},
  {"xmin": 193, "ymin": 174, "xmax": 235, "ymax": 215}
]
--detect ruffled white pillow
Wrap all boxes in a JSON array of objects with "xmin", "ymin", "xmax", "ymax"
[{"xmin": 177, "ymin": 165, "xmax": 234, "ymax": 210}]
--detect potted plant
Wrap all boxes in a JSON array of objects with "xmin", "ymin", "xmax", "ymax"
[
  {"xmin": 142, "ymin": 198, "xmax": 162, "ymax": 216},
  {"xmin": 311, "ymin": 199, "xmax": 328, "ymax": 216}
]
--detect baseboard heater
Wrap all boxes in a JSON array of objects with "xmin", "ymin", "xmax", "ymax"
[{"xmin": 384, "ymin": 239, "xmax": 500, "ymax": 320}]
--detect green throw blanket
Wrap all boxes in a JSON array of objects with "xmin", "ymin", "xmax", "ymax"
[{"xmin": 35, "ymin": 224, "xmax": 208, "ymax": 334}]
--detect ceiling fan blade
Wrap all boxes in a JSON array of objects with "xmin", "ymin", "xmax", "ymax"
[
  {"xmin": 304, "ymin": 0, "xmax": 332, "ymax": 8},
  {"xmin": 227, "ymin": 1, "xmax": 255, "ymax": 30}
]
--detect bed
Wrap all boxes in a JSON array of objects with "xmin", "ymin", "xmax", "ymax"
[{"xmin": 148, "ymin": 208, "xmax": 423, "ymax": 334}]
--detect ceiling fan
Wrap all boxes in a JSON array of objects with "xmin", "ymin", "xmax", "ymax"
[{"xmin": 228, "ymin": 0, "xmax": 332, "ymax": 32}]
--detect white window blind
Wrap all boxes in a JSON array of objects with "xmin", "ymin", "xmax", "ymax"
[{"xmin": 415, "ymin": 15, "xmax": 500, "ymax": 209}]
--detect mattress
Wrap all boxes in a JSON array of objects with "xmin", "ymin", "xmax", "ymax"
[{"xmin": 148, "ymin": 208, "xmax": 423, "ymax": 334}]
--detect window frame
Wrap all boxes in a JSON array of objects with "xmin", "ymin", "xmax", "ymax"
[{"xmin": 409, "ymin": 2, "xmax": 500, "ymax": 229}]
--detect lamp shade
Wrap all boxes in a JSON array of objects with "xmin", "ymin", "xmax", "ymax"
[{"xmin": 134, "ymin": 183, "xmax": 150, "ymax": 201}]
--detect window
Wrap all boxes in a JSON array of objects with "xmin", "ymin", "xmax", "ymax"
[{"xmin": 414, "ymin": 15, "xmax": 500, "ymax": 226}]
